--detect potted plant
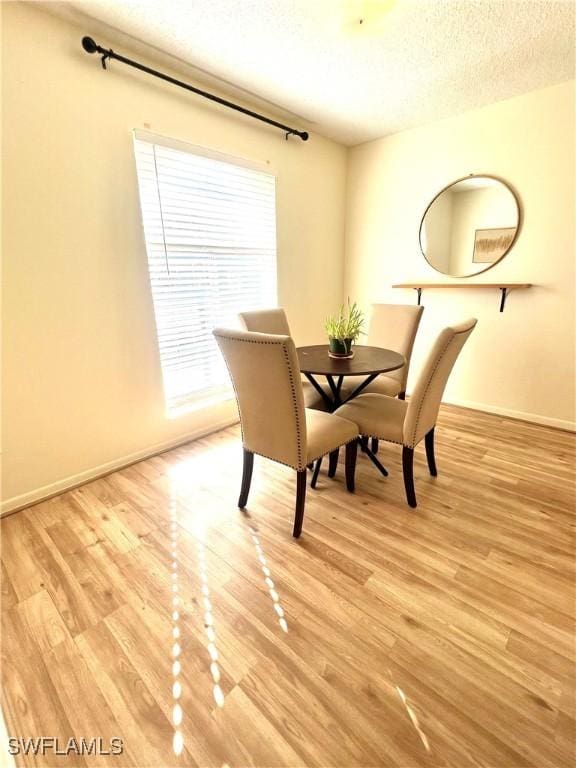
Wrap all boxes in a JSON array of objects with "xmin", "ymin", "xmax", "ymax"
[{"xmin": 325, "ymin": 300, "xmax": 365, "ymax": 358}]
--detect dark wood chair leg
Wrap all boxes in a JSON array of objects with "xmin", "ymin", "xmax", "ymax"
[
  {"xmin": 371, "ymin": 438, "xmax": 379, "ymax": 453},
  {"xmin": 360, "ymin": 436, "xmax": 368, "ymax": 452},
  {"xmin": 328, "ymin": 449, "xmax": 339, "ymax": 478},
  {"xmin": 345, "ymin": 440, "xmax": 358, "ymax": 493},
  {"xmin": 402, "ymin": 446, "xmax": 417, "ymax": 508},
  {"xmin": 238, "ymin": 449, "xmax": 254, "ymax": 508},
  {"xmin": 398, "ymin": 391, "xmax": 406, "ymax": 400},
  {"xmin": 425, "ymin": 428, "xmax": 437, "ymax": 476},
  {"xmin": 293, "ymin": 470, "xmax": 307, "ymax": 538},
  {"xmin": 311, "ymin": 457, "xmax": 323, "ymax": 488}
]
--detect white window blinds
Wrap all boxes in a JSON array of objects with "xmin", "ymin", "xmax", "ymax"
[{"xmin": 133, "ymin": 132, "xmax": 278, "ymax": 413}]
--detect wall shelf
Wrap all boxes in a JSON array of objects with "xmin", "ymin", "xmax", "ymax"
[{"xmin": 392, "ymin": 283, "xmax": 532, "ymax": 312}]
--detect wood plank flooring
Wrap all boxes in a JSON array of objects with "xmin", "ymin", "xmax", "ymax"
[{"xmin": 1, "ymin": 405, "xmax": 575, "ymax": 767}]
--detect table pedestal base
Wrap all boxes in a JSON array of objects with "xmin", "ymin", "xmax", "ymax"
[
  {"xmin": 361, "ymin": 442, "xmax": 389, "ymax": 476},
  {"xmin": 309, "ymin": 436, "xmax": 388, "ymax": 487},
  {"xmin": 304, "ymin": 372, "xmax": 380, "ymax": 412}
]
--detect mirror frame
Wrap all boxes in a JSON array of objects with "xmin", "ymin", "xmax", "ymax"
[{"xmin": 419, "ymin": 174, "xmax": 521, "ymax": 278}]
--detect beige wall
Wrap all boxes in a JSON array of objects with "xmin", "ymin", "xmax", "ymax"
[
  {"xmin": 345, "ymin": 81, "xmax": 575, "ymax": 430},
  {"xmin": 1, "ymin": 2, "xmax": 347, "ymax": 511}
]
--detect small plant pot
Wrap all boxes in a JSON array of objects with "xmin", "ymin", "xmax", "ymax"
[{"xmin": 329, "ymin": 337, "xmax": 353, "ymax": 357}]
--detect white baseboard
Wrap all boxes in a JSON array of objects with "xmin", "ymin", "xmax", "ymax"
[
  {"xmin": 442, "ymin": 396, "xmax": 576, "ymax": 432},
  {"xmin": 1, "ymin": 416, "xmax": 240, "ymax": 517}
]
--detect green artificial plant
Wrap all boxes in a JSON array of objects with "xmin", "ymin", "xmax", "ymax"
[{"xmin": 324, "ymin": 300, "xmax": 365, "ymax": 356}]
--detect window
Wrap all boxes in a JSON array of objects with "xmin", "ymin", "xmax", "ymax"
[{"xmin": 133, "ymin": 131, "xmax": 277, "ymax": 414}]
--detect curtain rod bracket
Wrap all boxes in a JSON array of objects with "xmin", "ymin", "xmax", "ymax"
[{"xmin": 81, "ymin": 36, "xmax": 309, "ymax": 142}]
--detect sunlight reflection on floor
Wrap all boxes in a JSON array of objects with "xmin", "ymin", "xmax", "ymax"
[
  {"xmin": 168, "ymin": 459, "xmax": 226, "ymax": 711},
  {"xmin": 395, "ymin": 685, "xmax": 431, "ymax": 753},
  {"xmin": 196, "ymin": 535, "xmax": 225, "ymax": 708},
  {"xmin": 248, "ymin": 525, "xmax": 288, "ymax": 634},
  {"xmin": 167, "ymin": 449, "xmax": 290, "ymax": 719},
  {"xmin": 169, "ymin": 488, "xmax": 184, "ymax": 755}
]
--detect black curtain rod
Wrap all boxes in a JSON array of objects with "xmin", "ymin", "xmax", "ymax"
[{"xmin": 81, "ymin": 36, "xmax": 309, "ymax": 142}]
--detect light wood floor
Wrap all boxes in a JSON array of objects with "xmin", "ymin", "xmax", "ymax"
[{"xmin": 1, "ymin": 405, "xmax": 575, "ymax": 767}]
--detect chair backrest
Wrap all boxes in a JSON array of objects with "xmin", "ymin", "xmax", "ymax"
[
  {"xmin": 238, "ymin": 308, "xmax": 291, "ymax": 335},
  {"xmin": 404, "ymin": 318, "xmax": 477, "ymax": 447},
  {"xmin": 368, "ymin": 304, "xmax": 424, "ymax": 389},
  {"xmin": 213, "ymin": 328, "xmax": 307, "ymax": 470}
]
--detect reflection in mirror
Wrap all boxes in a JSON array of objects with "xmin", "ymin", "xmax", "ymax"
[{"xmin": 420, "ymin": 176, "xmax": 519, "ymax": 277}]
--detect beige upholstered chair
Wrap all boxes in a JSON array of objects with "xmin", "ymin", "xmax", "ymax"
[
  {"xmin": 238, "ymin": 308, "xmax": 292, "ymax": 336},
  {"xmin": 213, "ymin": 328, "xmax": 359, "ymax": 537},
  {"xmin": 238, "ymin": 308, "xmax": 328, "ymax": 410},
  {"xmin": 363, "ymin": 303, "xmax": 424, "ymax": 399},
  {"xmin": 339, "ymin": 303, "xmax": 424, "ymax": 453},
  {"xmin": 337, "ymin": 319, "xmax": 477, "ymax": 508}
]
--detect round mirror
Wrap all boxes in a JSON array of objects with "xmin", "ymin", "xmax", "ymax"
[{"xmin": 419, "ymin": 175, "xmax": 520, "ymax": 277}]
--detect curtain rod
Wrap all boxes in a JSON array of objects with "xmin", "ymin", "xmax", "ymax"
[{"xmin": 81, "ymin": 36, "xmax": 309, "ymax": 142}]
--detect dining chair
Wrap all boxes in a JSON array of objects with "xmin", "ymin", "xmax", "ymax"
[
  {"xmin": 238, "ymin": 308, "xmax": 291, "ymax": 336},
  {"xmin": 337, "ymin": 318, "xmax": 477, "ymax": 508},
  {"xmin": 339, "ymin": 303, "xmax": 424, "ymax": 452},
  {"xmin": 238, "ymin": 308, "xmax": 329, "ymax": 410},
  {"xmin": 213, "ymin": 327, "xmax": 359, "ymax": 537},
  {"xmin": 364, "ymin": 303, "xmax": 424, "ymax": 399}
]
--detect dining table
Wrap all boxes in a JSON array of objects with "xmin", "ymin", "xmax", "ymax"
[{"xmin": 296, "ymin": 344, "xmax": 405, "ymax": 412}]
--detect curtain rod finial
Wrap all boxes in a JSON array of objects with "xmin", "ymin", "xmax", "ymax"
[{"xmin": 82, "ymin": 36, "xmax": 98, "ymax": 54}]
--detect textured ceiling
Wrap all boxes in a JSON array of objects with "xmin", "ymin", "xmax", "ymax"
[{"xmin": 47, "ymin": 0, "xmax": 575, "ymax": 145}]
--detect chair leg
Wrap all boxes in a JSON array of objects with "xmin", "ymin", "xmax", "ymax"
[
  {"xmin": 360, "ymin": 436, "xmax": 369, "ymax": 452},
  {"xmin": 238, "ymin": 449, "xmax": 254, "ymax": 508},
  {"xmin": 425, "ymin": 428, "xmax": 437, "ymax": 476},
  {"xmin": 293, "ymin": 470, "xmax": 307, "ymax": 538},
  {"xmin": 345, "ymin": 440, "xmax": 358, "ymax": 493},
  {"xmin": 311, "ymin": 456, "xmax": 323, "ymax": 489},
  {"xmin": 328, "ymin": 449, "xmax": 339, "ymax": 478},
  {"xmin": 371, "ymin": 438, "xmax": 379, "ymax": 454},
  {"xmin": 398, "ymin": 391, "xmax": 406, "ymax": 400},
  {"xmin": 402, "ymin": 446, "xmax": 417, "ymax": 508}
]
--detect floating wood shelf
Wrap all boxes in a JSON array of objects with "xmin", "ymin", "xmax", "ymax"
[{"xmin": 392, "ymin": 283, "xmax": 532, "ymax": 312}]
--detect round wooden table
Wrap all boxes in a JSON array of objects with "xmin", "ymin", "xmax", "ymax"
[{"xmin": 297, "ymin": 344, "xmax": 405, "ymax": 412}]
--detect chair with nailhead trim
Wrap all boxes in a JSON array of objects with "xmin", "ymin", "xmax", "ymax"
[
  {"xmin": 337, "ymin": 303, "xmax": 424, "ymax": 454},
  {"xmin": 213, "ymin": 327, "xmax": 359, "ymax": 537},
  {"xmin": 237, "ymin": 308, "xmax": 330, "ymax": 411},
  {"xmin": 337, "ymin": 319, "xmax": 476, "ymax": 508}
]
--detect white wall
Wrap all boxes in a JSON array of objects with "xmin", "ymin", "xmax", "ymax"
[
  {"xmin": 345, "ymin": 81, "xmax": 575, "ymax": 430},
  {"xmin": 1, "ymin": 2, "xmax": 347, "ymax": 511}
]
